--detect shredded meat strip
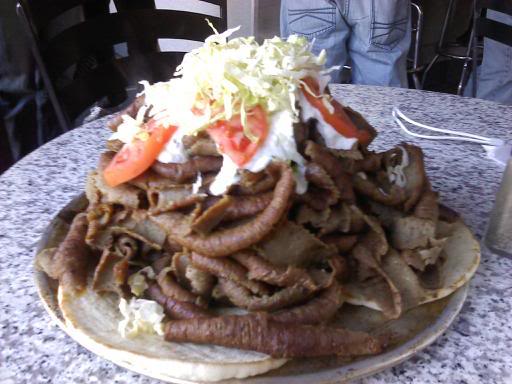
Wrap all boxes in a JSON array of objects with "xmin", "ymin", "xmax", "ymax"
[
  {"xmin": 151, "ymin": 254, "xmax": 172, "ymax": 274},
  {"xmin": 92, "ymin": 250, "xmax": 126, "ymax": 295},
  {"xmin": 270, "ymin": 282, "xmax": 344, "ymax": 324},
  {"xmin": 182, "ymin": 133, "xmax": 220, "ymax": 157},
  {"xmin": 305, "ymin": 162, "xmax": 340, "ymax": 206},
  {"xmin": 190, "ymin": 252, "xmax": 270, "ymax": 296},
  {"xmin": 353, "ymin": 152, "xmax": 383, "ymax": 173},
  {"xmin": 151, "ymin": 162, "xmax": 295, "ymax": 257},
  {"xmin": 148, "ymin": 186, "xmax": 204, "ymax": 214},
  {"xmin": 222, "ymin": 192, "xmax": 273, "ymax": 221},
  {"xmin": 413, "ymin": 188, "xmax": 439, "ymax": 222},
  {"xmin": 217, "ymin": 278, "xmax": 311, "ymax": 312},
  {"xmin": 192, "ymin": 195, "xmax": 233, "ymax": 234},
  {"xmin": 402, "ymin": 144, "xmax": 427, "ymax": 211},
  {"xmin": 232, "ymin": 251, "xmax": 317, "ymax": 290},
  {"xmin": 233, "ymin": 171, "xmax": 277, "ymax": 195},
  {"xmin": 353, "ymin": 174, "xmax": 406, "ymax": 206},
  {"xmin": 343, "ymin": 106, "xmax": 378, "ymax": 147},
  {"xmin": 439, "ymin": 203, "xmax": 459, "ymax": 223},
  {"xmin": 305, "ymin": 141, "xmax": 355, "ymax": 202},
  {"xmin": 294, "ymin": 190, "xmax": 331, "ymax": 211},
  {"xmin": 164, "ymin": 313, "xmax": 382, "ymax": 358},
  {"xmin": 151, "ymin": 156, "xmax": 223, "ymax": 183},
  {"xmin": 321, "ymin": 234, "xmax": 358, "ymax": 253},
  {"xmin": 86, "ymin": 169, "xmax": 142, "ymax": 209},
  {"xmin": 48, "ymin": 213, "xmax": 92, "ymax": 293},
  {"xmin": 146, "ymin": 283, "xmax": 211, "ymax": 319},
  {"xmin": 156, "ymin": 268, "xmax": 202, "ymax": 306}
]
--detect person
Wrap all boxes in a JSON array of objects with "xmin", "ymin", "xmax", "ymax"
[
  {"xmin": 465, "ymin": 10, "xmax": 512, "ymax": 105},
  {"xmin": 280, "ymin": 0, "xmax": 411, "ymax": 87}
]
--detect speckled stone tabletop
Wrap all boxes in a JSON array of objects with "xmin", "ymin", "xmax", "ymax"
[{"xmin": 1, "ymin": 85, "xmax": 511, "ymax": 384}]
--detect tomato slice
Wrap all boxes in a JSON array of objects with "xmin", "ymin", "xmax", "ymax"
[
  {"xmin": 207, "ymin": 105, "xmax": 269, "ymax": 166},
  {"xmin": 300, "ymin": 77, "xmax": 372, "ymax": 146},
  {"xmin": 103, "ymin": 120, "xmax": 176, "ymax": 187}
]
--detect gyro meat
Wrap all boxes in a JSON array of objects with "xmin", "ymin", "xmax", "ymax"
[
  {"xmin": 164, "ymin": 313, "xmax": 382, "ymax": 358},
  {"xmin": 40, "ymin": 31, "xmax": 480, "ymax": 377},
  {"xmin": 38, "ymin": 213, "xmax": 92, "ymax": 293}
]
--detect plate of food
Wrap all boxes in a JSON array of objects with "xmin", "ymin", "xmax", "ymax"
[{"xmin": 34, "ymin": 28, "xmax": 480, "ymax": 383}]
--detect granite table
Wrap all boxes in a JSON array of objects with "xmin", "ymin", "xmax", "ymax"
[{"xmin": 1, "ymin": 85, "xmax": 511, "ymax": 384}]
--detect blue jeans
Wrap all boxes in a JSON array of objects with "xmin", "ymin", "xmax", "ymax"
[
  {"xmin": 280, "ymin": 0, "xmax": 411, "ymax": 87},
  {"xmin": 465, "ymin": 11, "xmax": 512, "ymax": 105}
]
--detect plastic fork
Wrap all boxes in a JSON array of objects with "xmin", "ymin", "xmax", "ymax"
[{"xmin": 392, "ymin": 107, "xmax": 511, "ymax": 165}]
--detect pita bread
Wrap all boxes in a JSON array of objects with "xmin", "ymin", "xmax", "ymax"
[
  {"xmin": 342, "ymin": 220, "xmax": 480, "ymax": 314},
  {"xmin": 58, "ymin": 285, "xmax": 287, "ymax": 382}
]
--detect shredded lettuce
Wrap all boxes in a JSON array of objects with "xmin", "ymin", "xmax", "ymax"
[
  {"xmin": 112, "ymin": 27, "xmax": 339, "ymax": 195},
  {"xmin": 118, "ymin": 297, "xmax": 165, "ymax": 338},
  {"xmin": 139, "ymin": 29, "xmax": 330, "ymax": 142},
  {"xmin": 127, "ymin": 266, "xmax": 155, "ymax": 297}
]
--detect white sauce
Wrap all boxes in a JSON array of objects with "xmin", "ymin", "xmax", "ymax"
[
  {"xmin": 298, "ymin": 91, "xmax": 358, "ymax": 150},
  {"xmin": 356, "ymin": 172, "xmax": 368, "ymax": 180},
  {"xmin": 209, "ymin": 109, "xmax": 308, "ymax": 196},
  {"xmin": 210, "ymin": 155, "xmax": 240, "ymax": 195},
  {"xmin": 192, "ymin": 172, "xmax": 203, "ymax": 194},
  {"xmin": 387, "ymin": 146, "xmax": 409, "ymax": 187}
]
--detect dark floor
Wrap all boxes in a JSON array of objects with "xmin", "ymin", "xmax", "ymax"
[{"xmin": 420, "ymin": 59, "xmax": 469, "ymax": 94}]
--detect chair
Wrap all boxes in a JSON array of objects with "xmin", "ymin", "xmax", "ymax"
[
  {"xmin": 471, "ymin": 0, "xmax": 512, "ymax": 96},
  {"xmin": 17, "ymin": 0, "xmax": 227, "ymax": 133},
  {"xmin": 421, "ymin": 0, "xmax": 475, "ymax": 95},
  {"xmin": 408, "ymin": 1, "xmax": 424, "ymax": 89}
]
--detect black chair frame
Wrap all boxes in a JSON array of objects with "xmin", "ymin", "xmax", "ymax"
[
  {"xmin": 471, "ymin": 0, "xmax": 512, "ymax": 97},
  {"xmin": 17, "ymin": 0, "xmax": 227, "ymax": 133}
]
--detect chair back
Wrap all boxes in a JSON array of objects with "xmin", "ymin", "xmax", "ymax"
[
  {"xmin": 17, "ymin": 0, "xmax": 227, "ymax": 131},
  {"xmin": 471, "ymin": 0, "xmax": 512, "ymax": 96},
  {"xmin": 474, "ymin": 0, "xmax": 512, "ymax": 45}
]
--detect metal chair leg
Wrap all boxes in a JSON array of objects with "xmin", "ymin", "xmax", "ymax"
[
  {"xmin": 458, "ymin": 60, "xmax": 471, "ymax": 95},
  {"xmin": 457, "ymin": 26, "xmax": 475, "ymax": 95},
  {"xmin": 421, "ymin": 0, "xmax": 456, "ymax": 90},
  {"xmin": 412, "ymin": 73, "xmax": 422, "ymax": 89},
  {"xmin": 472, "ymin": 0, "xmax": 478, "ymax": 98},
  {"xmin": 410, "ymin": 2, "xmax": 424, "ymax": 89},
  {"xmin": 421, "ymin": 54, "xmax": 440, "ymax": 89}
]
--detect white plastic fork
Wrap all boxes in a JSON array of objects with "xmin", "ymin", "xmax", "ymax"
[
  {"xmin": 392, "ymin": 107, "xmax": 504, "ymax": 145},
  {"xmin": 392, "ymin": 107, "xmax": 511, "ymax": 165}
]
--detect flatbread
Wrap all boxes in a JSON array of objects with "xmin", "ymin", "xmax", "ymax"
[
  {"xmin": 342, "ymin": 220, "xmax": 480, "ymax": 314},
  {"xmin": 58, "ymin": 286, "xmax": 287, "ymax": 382}
]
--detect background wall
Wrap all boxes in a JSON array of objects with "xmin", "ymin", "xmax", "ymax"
[
  {"xmin": 253, "ymin": 0, "xmax": 280, "ymax": 40},
  {"xmin": 227, "ymin": 0, "xmax": 255, "ymax": 38},
  {"xmin": 227, "ymin": 0, "xmax": 281, "ymax": 41}
]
